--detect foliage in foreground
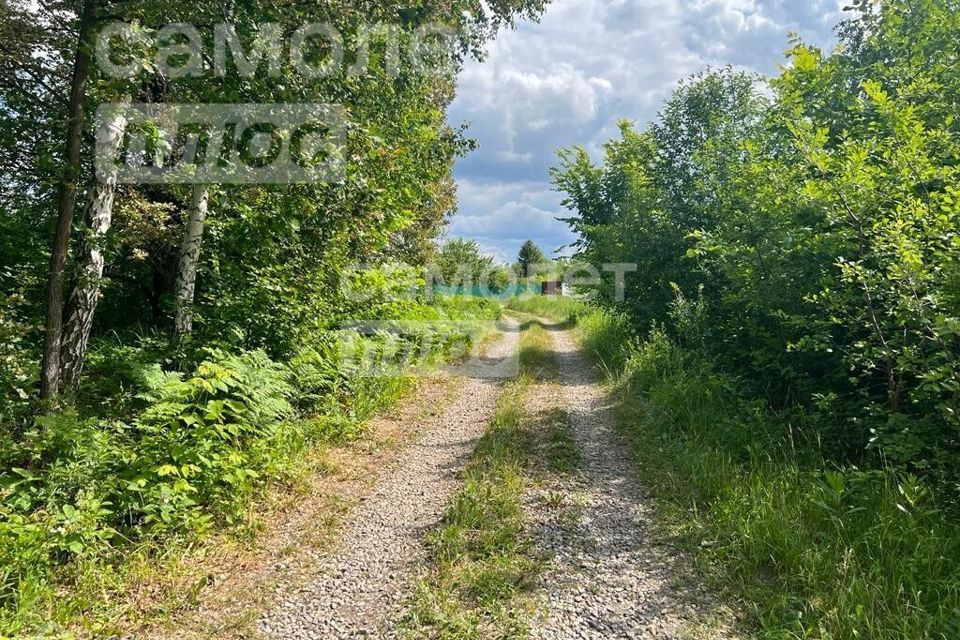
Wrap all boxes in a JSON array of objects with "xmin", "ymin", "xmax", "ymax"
[
  {"xmin": 0, "ymin": 296, "xmax": 499, "ymax": 637},
  {"xmin": 528, "ymin": 295, "xmax": 960, "ymax": 639},
  {"xmin": 552, "ymin": 0, "xmax": 960, "ymax": 491},
  {"xmin": 543, "ymin": 4, "xmax": 960, "ymax": 631}
]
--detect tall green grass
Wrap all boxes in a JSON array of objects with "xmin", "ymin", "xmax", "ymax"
[{"xmin": 524, "ymin": 296, "xmax": 960, "ymax": 639}]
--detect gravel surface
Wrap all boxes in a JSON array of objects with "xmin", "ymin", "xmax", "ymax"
[
  {"xmin": 258, "ymin": 319, "xmax": 520, "ymax": 639},
  {"xmin": 526, "ymin": 321, "xmax": 738, "ymax": 640}
]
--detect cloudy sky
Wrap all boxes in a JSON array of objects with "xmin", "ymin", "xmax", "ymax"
[{"xmin": 445, "ymin": 0, "xmax": 848, "ymax": 263}]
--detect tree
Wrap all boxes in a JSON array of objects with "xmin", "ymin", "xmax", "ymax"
[
  {"xmin": 172, "ymin": 185, "xmax": 210, "ymax": 343},
  {"xmin": 39, "ymin": 0, "xmax": 96, "ymax": 399},
  {"xmin": 516, "ymin": 240, "xmax": 546, "ymax": 278},
  {"xmin": 60, "ymin": 103, "xmax": 129, "ymax": 386},
  {"xmin": 552, "ymin": 69, "xmax": 765, "ymax": 322},
  {"xmin": 435, "ymin": 239, "xmax": 495, "ymax": 286},
  {"xmin": 551, "ymin": 0, "xmax": 960, "ymax": 486},
  {"xmin": 4, "ymin": 0, "xmax": 552, "ymax": 394}
]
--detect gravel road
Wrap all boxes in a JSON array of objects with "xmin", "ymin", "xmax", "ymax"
[
  {"xmin": 526, "ymin": 321, "xmax": 738, "ymax": 640},
  {"xmin": 258, "ymin": 319, "xmax": 520, "ymax": 639}
]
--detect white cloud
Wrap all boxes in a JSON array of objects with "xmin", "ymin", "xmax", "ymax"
[
  {"xmin": 448, "ymin": 0, "xmax": 845, "ymax": 261},
  {"xmin": 447, "ymin": 187, "xmax": 574, "ymax": 263}
]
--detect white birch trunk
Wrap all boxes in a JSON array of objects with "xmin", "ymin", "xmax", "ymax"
[
  {"xmin": 173, "ymin": 185, "xmax": 210, "ymax": 341},
  {"xmin": 61, "ymin": 105, "xmax": 129, "ymax": 388}
]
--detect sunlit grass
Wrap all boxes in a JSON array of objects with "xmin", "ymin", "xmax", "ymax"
[
  {"xmin": 505, "ymin": 295, "xmax": 588, "ymax": 325},
  {"xmin": 401, "ymin": 321, "xmax": 556, "ymax": 639},
  {"xmin": 569, "ymin": 304, "xmax": 960, "ymax": 640}
]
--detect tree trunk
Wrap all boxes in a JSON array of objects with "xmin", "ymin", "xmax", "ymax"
[
  {"xmin": 40, "ymin": 0, "xmax": 95, "ymax": 399},
  {"xmin": 173, "ymin": 185, "xmax": 210, "ymax": 342},
  {"xmin": 60, "ymin": 104, "xmax": 129, "ymax": 388}
]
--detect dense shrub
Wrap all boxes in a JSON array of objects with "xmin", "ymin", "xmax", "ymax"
[
  {"xmin": 0, "ymin": 351, "xmax": 292, "ymax": 610},
  {"xmin": 547, "ymin": 297, "xmax": 960, "ymax": 639},
  {"xmin": 0, "ymin": 294, "xmax": 35, "ymax": 424},
  {"xmin": 0, "ymin": 292, "xmax": 500, "ymax": 633},
  {"xmin": 551, "ymin": 0, "xmax": 960, "ymax": 491}
]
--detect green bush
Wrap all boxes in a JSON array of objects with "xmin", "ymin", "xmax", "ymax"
[
  {"xmin": 0, "ymin": 293, "xmax": 502, "ymax": 634},
  {"xmin": 574, "ymin": 306, "xmax": 960, "ymax": 639},
  {"xmin": 0, "ymin": 350, "xmax": 295, "ymax": 630},
  {"xmin": 550, "ymin": 1, "xmax": 960, "ymax": 489},
  {"xmin": 121, "ymin": 350, "xmax": 294, "ymax": 531},
  {"xmin": 0, "ymin": 294, "xmax": 35, "ymax": 425}
]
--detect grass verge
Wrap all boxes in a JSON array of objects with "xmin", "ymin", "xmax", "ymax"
[
  {"xmin": 400, "ymin": 320, "xmax": 555, "ymax": 639},
  {"xmin": 521, "ymin": 296, "xmax": 960, "ymax": 640},
  {"xmin": 0, "ymin": 299, "xmax": 501, "ymax": 638},
  {"xmin": 538, "ymin": 407, "xmax": 579, "ymax": 477},
  {"xmin": 505, "ymin": 296, "xmax": 587, "ymax": 325}
]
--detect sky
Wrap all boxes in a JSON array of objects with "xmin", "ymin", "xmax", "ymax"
[{"xmin": 445, "ymin": 0, "xmax": 848, "ymax": 264}]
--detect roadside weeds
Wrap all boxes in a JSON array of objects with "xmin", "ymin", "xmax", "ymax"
[
  {"xmin": 399, "ymin": 320, "xmax": 557, "ymax": 640},
  {"xmin": 123, "ymin": 373, "xmax": 463, "ymax": 640}
]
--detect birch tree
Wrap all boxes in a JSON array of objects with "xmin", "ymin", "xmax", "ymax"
[
  {"xmin": 173, "ymin": 184, "xmax": 210, "ymax": 342},
  {"xmin": 60, "ymin": 103, "xmax": 129, "ymax": 387},
  {"xmin": 40, "ymin": 0, "xmax": 95, "ymax": 399}
]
